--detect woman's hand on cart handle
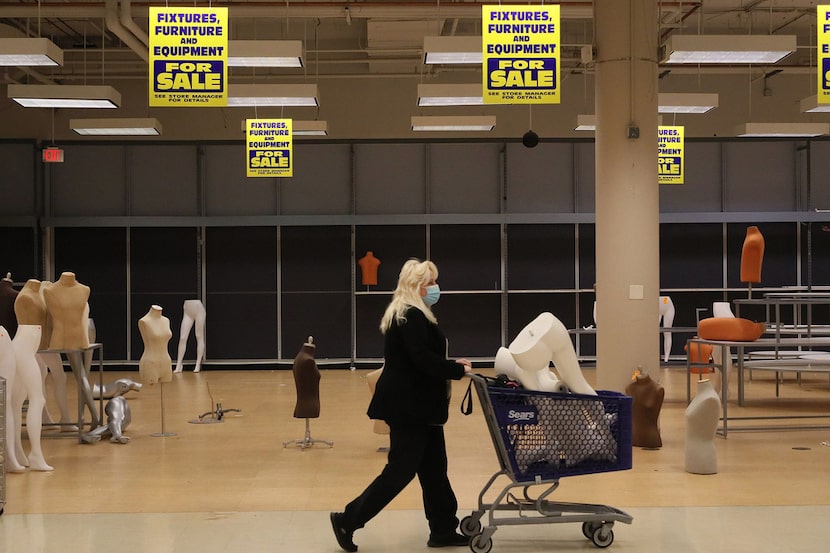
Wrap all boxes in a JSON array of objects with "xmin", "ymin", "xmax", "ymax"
[{"xmin": 455, "ymin": 358, "xmax": 473, "ymax": 374}]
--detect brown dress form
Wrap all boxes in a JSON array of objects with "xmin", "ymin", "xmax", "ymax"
[
  {"xmin": 0, "ymin": 274, "xmax": 19, "ymax": 338},
  {"xmin": 42, "ymin": 272, "xmax": 90, "ymax": 350},
  {"xmin": 357, "ymin": 251, "xmax": 381, "ymax": 286},
  {"xmin": 292, "ymin": 337, "xmax": 321, "ymax": 418},
  {"xmin": 625, "ymin": 372, "xmax": 665, "ymax": 449}
]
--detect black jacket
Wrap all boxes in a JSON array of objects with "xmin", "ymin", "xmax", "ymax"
[{"xmin": 368, "ymin": 307, "xmax": 466, "ymax": 425}]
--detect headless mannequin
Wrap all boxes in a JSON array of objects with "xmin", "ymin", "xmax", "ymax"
[
  {"xmin": 740, "ymin": 226, "xmax": 765, "ymax": 297},
  {"xmin": 710, "ymin": 301, "xmax": 736, "ymax": 394},
  {"xmin": 138, "ymin": 305, "xmax": 173, "ymax": 385},
  {"xmin": 292, "ymin": 336, "xmax": 321, "ymax": 418},
  {"xmin": 0, "ymin": 273, "xmax": 19, "ymax": 337},
  {"xmin": 10, "ymin": 324, "xmax": 53, "ymax": 471},
  {"xmin": 659, "ymin": 296, "xmax": 675, "ymax": 363},
  {"xmin": 357, "ymin": 251, "xmax": 381, "ymax": 287},
  {"xmin": 509, "ymin": 312, "xmax": 594, "ymax": 395},
  {"xmin": 625, "ymin": 372, "xmax": 665, "ymax": 449},
  {"xmin": 174, "ymin": 299, "xmax": 206, "ymax": 373},
  {"xmin": 0, "ymin": 325, "xmax": 26, "ymax": 472},
  {"xmin": 42, "ymin": 272, "xmax": 90, "ymax": 350},
  {"xmin": 685, "ymin": 379, "xmax": 721, "ymax": 474},
  {"xmin": 15, "ymin": 279, "xmax": 74, "ymax": 429}
]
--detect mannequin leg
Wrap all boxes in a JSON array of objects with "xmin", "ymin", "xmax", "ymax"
[
  {"xmin": 9, "ymin": 378, "xmax": 29, "ymax": 471},
  {"xmin": 662, "ymin": 299, "xmax": 676, "ymax": 364},
  {"xmin": 174, "ymin": 314, "xmax": 195, "ymax": 373},
  {"xmin": 38, "ymin": 352, "xmax": 77, "ymax": 431},
  {"xmin": 15, "ymin": 354, "xmax": 53, "ymax": 471},
  {"xmin": 193, "ymin": 309, "xmax": 206, "ymax": 373},
  {"xmin": 36, "ymin": 355, "xmax": 56, "ymax": 425},
  {"xmin": 541, "ymin": 315, "xmax": 595, "ymax": 395}
]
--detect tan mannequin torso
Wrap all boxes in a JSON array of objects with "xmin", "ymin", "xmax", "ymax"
[
  {"xmin": 42, "ymin": 272, "xmax": 90, "ymax": 350},
  {"xmin": 138, "ymin": 305, "xmax": 173, "ymax": 385},
  {"xmin": 14, "ymin": 279, "xmax": 50, "ymax": 350}
]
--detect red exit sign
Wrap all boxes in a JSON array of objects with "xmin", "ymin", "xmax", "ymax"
[{"xmin": 42, "ymin": 147, "xmax": 64, "ymax": 163}]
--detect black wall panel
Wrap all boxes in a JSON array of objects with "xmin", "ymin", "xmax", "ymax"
[
  {"xmin": 726, "ymin": 223, "xmax": 797, "ymax": 288},
  {"xmin": 659, "ymin": 223, "xmax": 724, "ymax": 289},
  {"xmin": 0, "ymin": 227, "xmax": 38, "ymax": 281},
  {"xmin": 206, "ymin": 292, "xmax": 278, "ymax": 359},
  {"xmin": 54, "ymin": 227, "xmax": 127, "ymax": 359},
  {"xmin": 430, "ymin": 225, "xmax": 501, "ymax": 291},
  {"xmin": 433, "ymin": 293, "xmax": 501, "ymax": 358},
  {"xmin": 281, "ymin": 292, "xmax": 351, "ymax": 359},
  {"xmin": 281, "ymin": 226, "xmax": 351, "ymax": 292},
  {"xmin": 506, "ymin": 224, "xmax": 575, "ymax": 290},
  {"xmin": 354, "ymin": 225, "xmax": 427, "ymax": 290},
  {"xmin": 355, "ymin": 294, "xmax": 389, "ymax": 359}
]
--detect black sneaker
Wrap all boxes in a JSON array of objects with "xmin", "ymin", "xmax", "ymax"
[
  {"xmin": 427, "ymin": 532, "xmax": 470, "ymax": 548},
  {"xmin": 330, "ymin": 512, "xmax": 358, "ymax": 552}
]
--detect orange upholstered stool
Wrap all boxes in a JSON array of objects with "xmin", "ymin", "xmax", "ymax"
[
  {"xmin": 685, "ymin": 338, "xmax": 714, "ymax": 374},
  {"xmin": 698, "ymin": 317, "xmax": 766, "ymax": 342}
]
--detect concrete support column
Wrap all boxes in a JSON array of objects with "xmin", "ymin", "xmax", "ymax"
[{"xmin": 594, "ymin": 0, "xmax": 660, "ymax": 391}]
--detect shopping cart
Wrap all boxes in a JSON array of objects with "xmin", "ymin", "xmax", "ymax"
[{"xmin": 461, "ymin": 375, "xmax": 633, "ymax": 551}]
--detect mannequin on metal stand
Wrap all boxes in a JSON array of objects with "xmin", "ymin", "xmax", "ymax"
[{"xmin": 284, "ymin": 336, "xmax": 333, "ymax": 449}]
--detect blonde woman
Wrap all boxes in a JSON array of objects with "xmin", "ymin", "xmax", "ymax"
[{"xmin": 331, "ymin": 259, "xmax": 472, "ymax": 551}]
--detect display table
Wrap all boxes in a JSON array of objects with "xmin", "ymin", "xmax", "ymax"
[
  {"xmin": 686, "ymin": 336, "xmax": 830, "ymax": 437},
  {"xmin": 39, "ymin": 343, "xmax": 104, "ymax": 444}
]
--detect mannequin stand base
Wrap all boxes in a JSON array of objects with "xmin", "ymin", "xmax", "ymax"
[
  {"xmin": 151, "ymin": 431, "xmax": 177, "ymax": 437},
  {"xmin": 283, "ymin": 418, "xmax": 333, "ymax": 450},
  {"xmin": 189, "ymin": 402, "xmax": 241, "ymax": 424}
]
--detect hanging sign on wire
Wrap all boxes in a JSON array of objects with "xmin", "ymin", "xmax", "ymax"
[
  {"xmin": 149, "ymin": 7, "xmax": 228, "ymax": 107},
  {"xmin": 658, "ymin": 126, "xmax": 684, "ymax": 185},
  {"xmin": 246, "ymin": 119, "xmax": 293, "ymax": 178},
  {"xmin": 482, "ymin": 4, "xmax": 560, "ymax": 104}
]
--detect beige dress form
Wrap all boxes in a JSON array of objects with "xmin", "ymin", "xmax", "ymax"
[
  {"xmin": 15, "ymin": 279, "xmax": 75, "ymax": 429},
  {"xmin": 42, "ymin": 272, "xmax": 90, "ymax": 351},
  {"xmin": 138, "ymin": 305, "xmax": 173, "ymax": 385}
]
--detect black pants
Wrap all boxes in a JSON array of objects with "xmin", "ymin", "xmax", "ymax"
[{"xmin": 342, "ymin": 423, "xmax": 459, "ymax": 536}]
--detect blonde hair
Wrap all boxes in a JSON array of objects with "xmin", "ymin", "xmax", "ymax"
[{"xmin": 380, "ymin": 258, "xmax": 438, "ymax": 333}]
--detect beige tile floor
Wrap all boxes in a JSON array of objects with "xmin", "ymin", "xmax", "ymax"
[{"xmin": 2, "ymin": 366, "xmax": 830, "ymax": 552}]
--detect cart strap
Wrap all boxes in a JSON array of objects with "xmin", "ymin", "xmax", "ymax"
[{"xmin": 460, "ymin": 374, "xmax": 519, "ymax": 415}]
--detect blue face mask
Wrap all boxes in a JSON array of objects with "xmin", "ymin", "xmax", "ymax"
[{"xmin": 423, "ymin": 284, "xmax": 441, "ymax": 306}]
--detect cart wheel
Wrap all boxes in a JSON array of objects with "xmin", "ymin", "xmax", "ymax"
[
  {"xmin": 460, "ymin": 515, "xmax": 482, "ymax": 536},
  {"xmin": 582, "ymin": 521, "xmax": 602, "ymax": 540},
  {"xmin": 469, "ymin": 534, "xmax": 493, "ymax": 553},
  {"xmin": 591, "ymin": 527, "xmax": 614, "ymax": 548}
]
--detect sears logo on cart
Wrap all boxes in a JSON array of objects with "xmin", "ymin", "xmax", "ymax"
[{"xmin": 505, "ymin": 406, "xmax": 538, "ymax": 425}]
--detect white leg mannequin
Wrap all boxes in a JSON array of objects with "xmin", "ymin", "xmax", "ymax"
[
  {"xmin": 659, "ymin": 296, "xmax": 675, "ymax": 363},
  {"xmin": 11, "ymin": 324, "xmax": 53, "ymax": 471},
  {"xmin": 37, "ymin": 352, "xmax": 77, "ymax": 431},
  {"xmin": 509, "ymin": 312, "xmax": 594, "ymax": 395},
  {"xmin": 0, "ymin": 325, "xmax": 26, "ymax": 472},
  {"xmin": 710, "ymin": 302, "xmax": 736, "ymax": 396},
  {"xmin": 175, "ymin": 299, "xmax": 206, "ymax": 373}
]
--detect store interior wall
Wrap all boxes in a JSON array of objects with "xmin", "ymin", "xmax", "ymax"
[{"xmin": 1, "ymin": 138, "xmax": 829, "ymax": 366}]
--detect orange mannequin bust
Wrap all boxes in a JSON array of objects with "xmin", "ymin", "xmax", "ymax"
[{"xmin": 358, "ymin": 251, "xmax": 381, "ymax": 286}]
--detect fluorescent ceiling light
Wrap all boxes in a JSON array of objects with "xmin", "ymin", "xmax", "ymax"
[
  {"xmin": 417, "ymin": 83, "xmax": 482, "ymax": 106},
  {"xmin": 70, "ymin": 118, "xmax": 162, "ymax": 136},
  {"xmin": 0, "ymin": 37, "xmax": 63, "ymax": 66},
  {"xmin": 800, "ymin": 95, "xmax": 830, "ymax": 113},
  {"xmin": 661, "ymin": 34, "xmax": 796, "ymax": 64},
  {"xmin": 240, "ymin": 119, "xmax": 328, "ymax": 136},
  {"xmin": 293, "ymin": 120, "xmax": 328, "ymax": 136},
  {"xmin": 228, "ymin": 40, "xmax": 303, "ymax": 67},
  {"xmin": 575, "ymin": 114, "xmax": 664, "ymax": 131},
  {"xmin": 423, "ymin": 36, "xmax": 482, "ymax": 64},
  {"xmin": 411, "ymin": 116, "xmax": 495, "ymax": 132},
  {"xmin": 574, "ymin": 114, "xmax": 596, "ymax": 131},
  {"xmin": 734, "ymin": 122, "xmax": 830, "ymax": 137},
  {"xmin": 8, "ymin": 84, "xmax": 120, "ymax": 108},
  {"xmin": 658, "ymin": 92, "xmax": 718, "ymax": 114},
  {"xmin": 227, "ymin": 84, "xmax": 318, "ymax": 107}
]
